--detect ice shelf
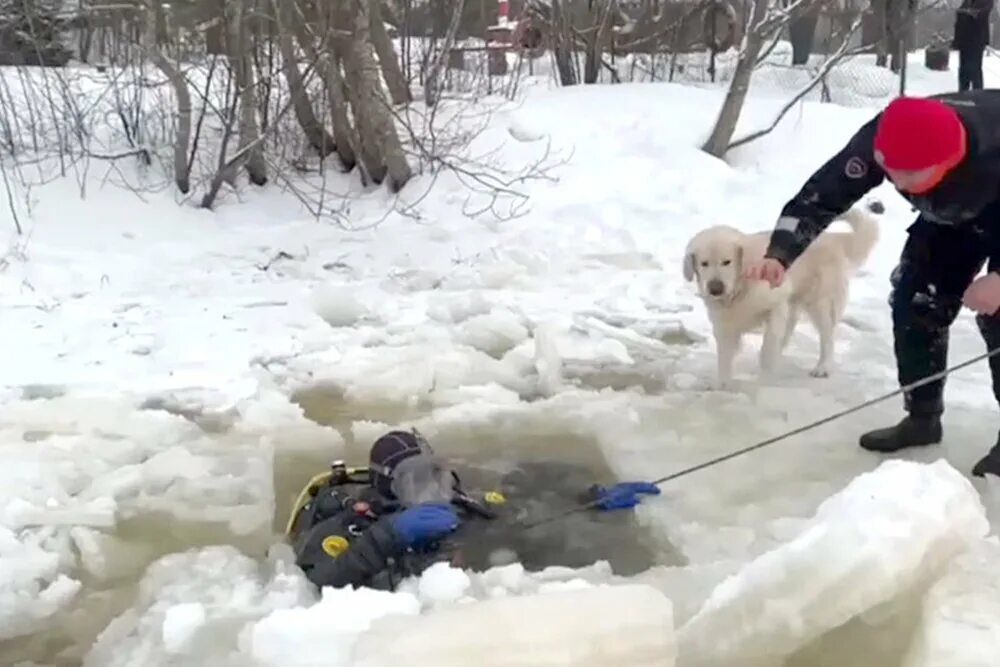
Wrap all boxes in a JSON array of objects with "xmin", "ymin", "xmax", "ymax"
[{"xmin": 676, "ymin": 459, "xmax": 990, "ymax": 667}]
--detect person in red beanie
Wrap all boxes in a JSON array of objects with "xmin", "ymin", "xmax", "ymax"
[{"xmin": 745, "ymin": 92, "xmax": 1000, "ymax": 478}]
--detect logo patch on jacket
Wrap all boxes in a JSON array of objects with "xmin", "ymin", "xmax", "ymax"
[{"xmin": 845, "ymin": 156, "xmax": 868, "ymax": 179}]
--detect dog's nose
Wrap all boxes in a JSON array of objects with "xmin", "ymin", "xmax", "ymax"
[{"xmin": 707, "ymin": 279, "xmax": 725, "ymax": 296}]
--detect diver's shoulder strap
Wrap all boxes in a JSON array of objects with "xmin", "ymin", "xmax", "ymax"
[{"xmin": 285, "ymin": 465, "xmax": 372, "ymax": 536}]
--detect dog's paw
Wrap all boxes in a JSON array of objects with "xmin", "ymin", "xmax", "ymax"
[{"xmin": 809, "ymin": 367, "xmax": 830, "ymax": 378}]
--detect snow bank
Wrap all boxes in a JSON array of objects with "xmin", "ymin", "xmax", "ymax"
[
  {"xmin": 350, "ymin": 583, "xmax": 676, "ymax": 667},
  {"xmin": 903, "ymin": 537, "xmax": 1000, "ymax": 667},
  {"xmin": 676, "ymin": 460, "xmax": 989, "ymax": 667},
  {"xmin": 80, "ymin": 546, "xmax": 663, "ymax": 667}
]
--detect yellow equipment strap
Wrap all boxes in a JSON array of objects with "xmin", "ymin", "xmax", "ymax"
[{"xmin": 283, "ymin": 467, "xmax": 369, "ymax": 537}]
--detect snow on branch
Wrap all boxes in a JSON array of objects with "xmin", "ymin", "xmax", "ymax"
[{"xmin": 727, "ymin": 13, "xmax": 866, "ymax": 152}]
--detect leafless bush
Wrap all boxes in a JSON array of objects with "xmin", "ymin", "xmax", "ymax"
[{"xmin": 0, "ymin": 0, "xmax": 576, "ymax": 233}]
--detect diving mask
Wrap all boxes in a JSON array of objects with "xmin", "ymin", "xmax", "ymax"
[{"xmin": 390, "ymin": 453, "xmax": 457, "ymax": 506}]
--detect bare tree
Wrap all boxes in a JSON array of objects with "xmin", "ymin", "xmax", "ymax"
[
  {"xmin": 727, "ymin": 13, "xmax": 865, "ymax": 151},
  {"xmin": 288, "ymin": 0, "xmax": 359, "ymax": 173},
  {"xmin": 548, "ymin": 0, "xmax": 579, "ymax": 86},
  {"xmin": 227, "ymin": 0, "xmax": 268, "ymax": 185},
  {"xmin": 580, "ymin": 0, "xmax": 616, "ymax": 84},
  {"xmin": 141, "ymin": 0, "xmax": 192, "ymax": 193},
  {"xmin": 872, "ymin": 0, "xmax": 914, "ymax": 72},
  {"xmin": 702, "ymin": 0, "xmax": 818, "ymax": 158},
  {"xmin": 369, "ymin": 0, "xmax": 412, "ymax": 105},
  {"xmin": 423, "ymin": 0, "xmax": 465, "ymax": 107},
  {"xmin": 332, "ymin": 0, "xmax": 412, "ymax": 190},
  {"xmin": 272, "ymin": 0, "xmax": 336, "ymax": 158}
]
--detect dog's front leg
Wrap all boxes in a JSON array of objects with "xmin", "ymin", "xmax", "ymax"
[
  {"xmin": 714, "ymin": 327, "xmax": 741, "ymax": 389},
  {"xmin": 759, "ymin": 302, "xmax": 790, "ymax": 377}
]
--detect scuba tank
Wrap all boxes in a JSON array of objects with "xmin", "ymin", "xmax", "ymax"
[
  {"xmin": 286, "ymin": 460, "xmax": 374, "ymax": 538},
  {"xmin": 330, "ymin": 459, "xmax": 349, "ymax": 484}
]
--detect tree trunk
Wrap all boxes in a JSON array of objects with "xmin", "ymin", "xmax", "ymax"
[
  {"xmin": 319, "ymin": 55, "xmax": 361, "ymax": 175},
  {"xmin": 344, "ymin": 0, "xmax": 412, "ymax": 191},
  {"xmin": 142, "ymin": 0, "xmax": 192, "ymax": 193},
  {"xmin": 550, "ymin": 0, "xmax": 578, "ymax": 86},
  {"xmin": 369, "ymin": 0, "xmax": 411, "ymax": 105},
  {"xmin": 288, "ymin": 0, "xmax": 359, "ymax": 173},
  {"xmin": 200, "ymin": 93, "xmax": 242, "ymax": 208},
  {"xmin": 702, "ymin": 0, "xmax": 769, "ymax": 158},
  {"xmin": 273, "ymin": 0, "xmax": 337, "ymax": 158},
  {"xmin": 328, "ymin": 0, "xmax": 385, "ymax": 183},
  {"xmin": 583, "ymin": 26, "xmax": 601, "ymax": 83},
  {"xmin": 582, "ymin": 1, "xmax": 612, "ymax": 84},
  {"xmin": 424, "ymin": 0, "xmax": 464, "ymax": 107},
  {"xmin": 227, "ymin": 0, "xmax": 268, "ymax": 185},
  {"xmin": 886, "ymin": 0, "xmax": 913, "ymax": 74},
  {"xmin": 78, "ymin": 0, "xmax": 93, "ymax": 63}
]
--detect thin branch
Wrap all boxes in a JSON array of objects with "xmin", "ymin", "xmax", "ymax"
[
  {"xmin": 0, "ymin": 158, "xmax": 22, "ymax": 235},
  {"xmin": 728, "ymin": 15, "xmax": 866, "ymax": 152}
]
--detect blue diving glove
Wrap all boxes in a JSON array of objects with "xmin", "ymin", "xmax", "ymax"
[
  {"xmin": 392, "ymin": 502, "xmax": 460, "ymax": 547},
  {"xmin": 592, "ymin": 482, "xmax": 661, "ymax": 511}
]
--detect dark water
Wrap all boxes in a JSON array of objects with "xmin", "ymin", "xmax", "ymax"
[{"xmin": 2, "ymin": 382, "xmax": 923, "ymax": 667}]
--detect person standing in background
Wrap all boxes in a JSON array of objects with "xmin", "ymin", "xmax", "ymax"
[{"xmin": 954, "ymin": 0, "xmax": 994, "ymax": 91}]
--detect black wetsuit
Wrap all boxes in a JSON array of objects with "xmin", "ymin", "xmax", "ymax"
[{"xmin": 288, "ymin": 461, "xmax": 661, "ymax": 590}]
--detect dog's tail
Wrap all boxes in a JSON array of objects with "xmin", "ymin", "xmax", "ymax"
[{"xmin": 839, "ymin": 205, "xmax": 880, "ymax": 269}]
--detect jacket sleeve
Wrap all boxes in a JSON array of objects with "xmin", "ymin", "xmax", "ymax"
[
  {"xmin": 764, "ymin": 115, "xmax": 885, "ymax": 268},
  {"xmin": 300, "ymin": 518, "xmax": 403, "ymax": 589},
  {"xmin": 972, "ymin": 0, "xmax": 993, "ymax": 19}
]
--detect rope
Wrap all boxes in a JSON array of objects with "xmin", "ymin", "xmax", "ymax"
[{"xmin": 520, "ymin": 346, "xmax": 1000, "ymax": 531}]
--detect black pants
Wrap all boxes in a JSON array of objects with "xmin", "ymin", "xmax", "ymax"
[
  {"xmin": 958, "ymin": 47, "xmax": 985, "ymax": 91},
  {"xmin": 889, "ymin": 216, "xmax": 1000, "ymax": 414}
]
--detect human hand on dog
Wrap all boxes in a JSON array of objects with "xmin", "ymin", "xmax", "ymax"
[
  {"xmin": 963, "ymin": 272, "xmax": 1000, "ymax": 315},
  {"xmin": 743, "ymin": 258, "xmax": 785, "ymax": 287}
]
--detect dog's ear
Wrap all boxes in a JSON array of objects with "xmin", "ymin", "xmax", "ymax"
[{"xmin": 683, "ymin": 252, "xmax": 697, "ymax": 282}]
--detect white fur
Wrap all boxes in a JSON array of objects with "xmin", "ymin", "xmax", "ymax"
[{"xmin": 683, "ymin": 207, "xmax": 880, "ymax": 387}]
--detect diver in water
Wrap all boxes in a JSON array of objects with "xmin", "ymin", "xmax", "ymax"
[{"xmin": 285, "ymin": 429, "xmax": 662, "ymax": 591}]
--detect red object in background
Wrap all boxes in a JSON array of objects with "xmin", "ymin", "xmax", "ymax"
[{"xmin": 498, "ymin": 0, "xmax": 509, "ymax": 25}]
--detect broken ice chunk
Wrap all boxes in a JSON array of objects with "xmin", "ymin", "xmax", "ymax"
[
  {"xmin": 902, "ymin": 536, "xmax": 1000, "ymax": 667},
  {"xmin": 351, "ymin": 584, "xmax": 676, "ymax": 667},
  {"xmin": 676, "ymin": 459, "xmax": 989, "ymax": 667},
  {"xmin": 161, "ymin": 602, "xmax": 206, "ymax": 654}
]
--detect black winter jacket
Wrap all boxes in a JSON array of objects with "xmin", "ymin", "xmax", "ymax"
[
  {"xmin": 765, "ymin": 90, "xmax": 1000, "ymax": 269},
  {"xmin": 954, "ymin": 0, "xmax": 993, "ymax": 51}
]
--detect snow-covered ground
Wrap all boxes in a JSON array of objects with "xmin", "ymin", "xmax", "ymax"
[{"xmin": 4, "ymin": 48, "xmax": 1000, "ymax": 665}]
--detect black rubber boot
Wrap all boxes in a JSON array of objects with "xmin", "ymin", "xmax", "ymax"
[
  {"xmin": 972, "ymin": 437, "xmax": 1000, "ymax": 478},
  {"xmin": 859, "ymin": 414, "xmax": 943, "ymax": 453}
]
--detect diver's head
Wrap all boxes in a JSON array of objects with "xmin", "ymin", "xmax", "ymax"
[{"xmin": 369, "ymin": 430, "xmax": 457, "ymax": 506}]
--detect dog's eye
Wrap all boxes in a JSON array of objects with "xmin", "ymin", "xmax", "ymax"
[
  {"xmin": 700, "ymin": 261, "xmax": 709, "ymax": 267},
  {"xmin": 721, "ymin": 260, "xmax": 732, "ymax": 266}
]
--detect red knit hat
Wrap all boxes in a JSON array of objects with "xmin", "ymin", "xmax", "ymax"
[{"xmin": 873, "ymin": 97, "xmax": 966, "ymax": 171}]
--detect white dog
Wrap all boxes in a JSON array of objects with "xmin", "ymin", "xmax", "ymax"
[{"xmin": 683, "ymin": 207, "xmax": 879, "ymax": 386}]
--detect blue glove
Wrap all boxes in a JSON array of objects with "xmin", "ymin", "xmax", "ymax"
[
  {"xmin": 392, "ymin": 502, "xmax": 460, "ymax": 547},
  {"xmin": 593, "ymin": 482, "xmax": 661, "ymax": 511}
]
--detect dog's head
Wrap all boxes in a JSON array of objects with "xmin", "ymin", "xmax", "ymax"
[{"xmin": 683, "ymin": 226, "xmax": 746, "ymax": 301}]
